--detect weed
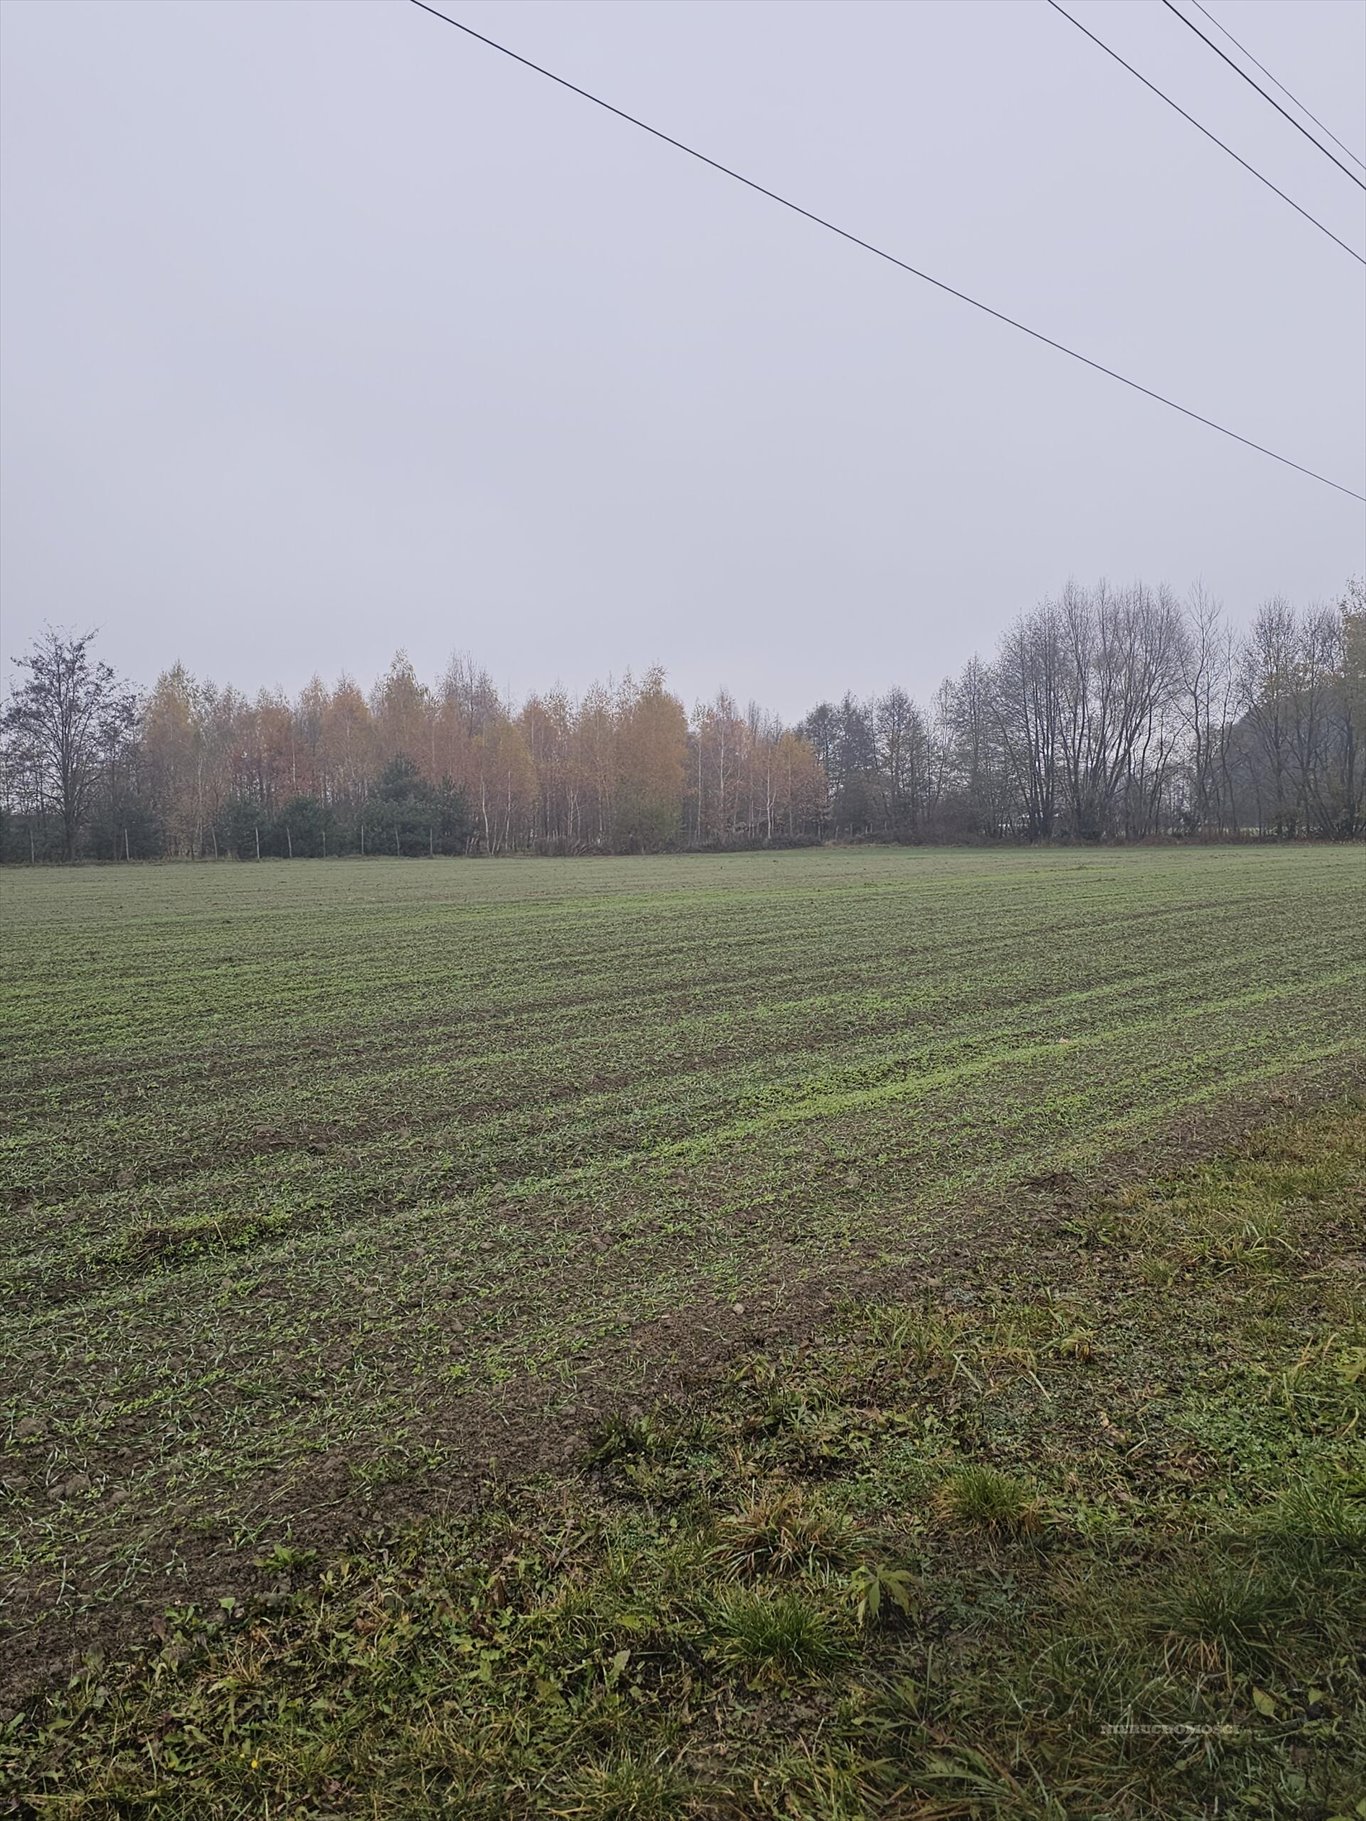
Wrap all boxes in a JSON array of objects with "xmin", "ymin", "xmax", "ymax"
[
  {"xmin": 848, "ymin": 1561, "xmax": 918, "ymax": 1626},
  {"xmin": 590, "ymin": 1413, "xmax": 670, "ymax": 1465}
]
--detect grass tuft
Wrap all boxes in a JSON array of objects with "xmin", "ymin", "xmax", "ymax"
[
  {"xmin": 933, "ymin": 1464, "xmax": 1044, "ymax": 1532},
  {"xmin": 709, "ymin": 1588, "xmax": 848, "ymax": 1678},
  {"xmin": 712, "ymin": 1484, "xmax": 856, "ymax": 1579},
  {"xmin": 556, "ymin": 1752, "xmax": 696, "ymax": 1820}
]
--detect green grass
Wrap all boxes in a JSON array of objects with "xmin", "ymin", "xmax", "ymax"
[
  {"xmin": 3, "ymin": 1097, "xmax": 1363, "ymax": 1817},
  {"xmin": 0, "ymin": 846, "xmax": 1362, "ymax": 1716}
]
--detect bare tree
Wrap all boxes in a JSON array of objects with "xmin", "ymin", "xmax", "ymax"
[
  {"xmin": 990, "ymin": 606, "xmax": 1061, "ymax": 839},
  {"xmin": 874, "ymin": 686, "xmax": 927, "ymax": 838},
  {"xmin": 1338, "ymin": 577, "xmax": 1365, "ymax": 837},
  {"xmin": 1053, "ymin": 581, "xmax": 1186, "ymax": 839},
  {"xmin": 1287, "ymin": 606, "xmax": 1345, "ymax": 835},
  {"xmin": 1238, "ymin": 598, "xmax": 1300, "ymax": 835},
  {"xmin": 2, "ymin": 628, "xmax": 136, "ymax": 860},
  {"xmin": 1179, "ymin": 585, "xmax": 1237, "ymax": 833}
]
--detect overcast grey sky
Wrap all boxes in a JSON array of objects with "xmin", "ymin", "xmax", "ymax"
[{"xmin": 2, "ymin": 0, "xmax": 1363, "ymax": 719}]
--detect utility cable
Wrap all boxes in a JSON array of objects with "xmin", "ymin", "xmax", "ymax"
[
  {"xmin": 1159, "ymin": 0, "xmax": 1366, "ymax": 191},
  {"xmin": 1046, "ymin": 0, "xmax": 1363, "ymax": 266},
  {"xmin": 1186, "ymin": 0, "xmax": 1365, "ymax": 171},
  {"xmin": 408, "ymin": 0, "xmax": 1366, "ymax": 503}
]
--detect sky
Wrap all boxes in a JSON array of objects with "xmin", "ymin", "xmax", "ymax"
[{"xmin": 1, "ymin": 0, "xmax": 1363, "ymax": 721}]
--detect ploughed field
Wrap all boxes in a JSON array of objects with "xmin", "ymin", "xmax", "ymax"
[{"xmin": 1, "ymin": 846, "xmax": 1362, "ymax": 1696}]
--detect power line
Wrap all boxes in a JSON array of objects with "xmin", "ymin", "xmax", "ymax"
[
  {"xmin": 1046, "ymin": 0, "xmax": 1363, "ymax": 266},
  {"xmin": 1186, "ymin": 0, "xmax": 1366, "ymax": 172},
  {"xmin": 1159, "ymin": 0, "xmax": 1366, "ymax": 192},
  {"xmin": 407, "ymin": 0, "xmax": 1366, "ymax": 505}
]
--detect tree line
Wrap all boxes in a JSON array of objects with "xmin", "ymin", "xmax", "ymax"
[{"xmin": 2, "ymin": 577, "xmax": 1361, "ymax": 862}]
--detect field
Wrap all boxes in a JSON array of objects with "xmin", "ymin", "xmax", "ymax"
[
  {"xmin": 1, "ymin": 850, "xmax": 1363, "ymax": 1767},
  {"xmin": 7, "ymin": 1099, "xmax": 1364, "ymax": 1817}
]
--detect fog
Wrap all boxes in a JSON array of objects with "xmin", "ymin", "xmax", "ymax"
[{"xmin": 2, "ymin": 0, "xmax": 1362, "ymax": 716}]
